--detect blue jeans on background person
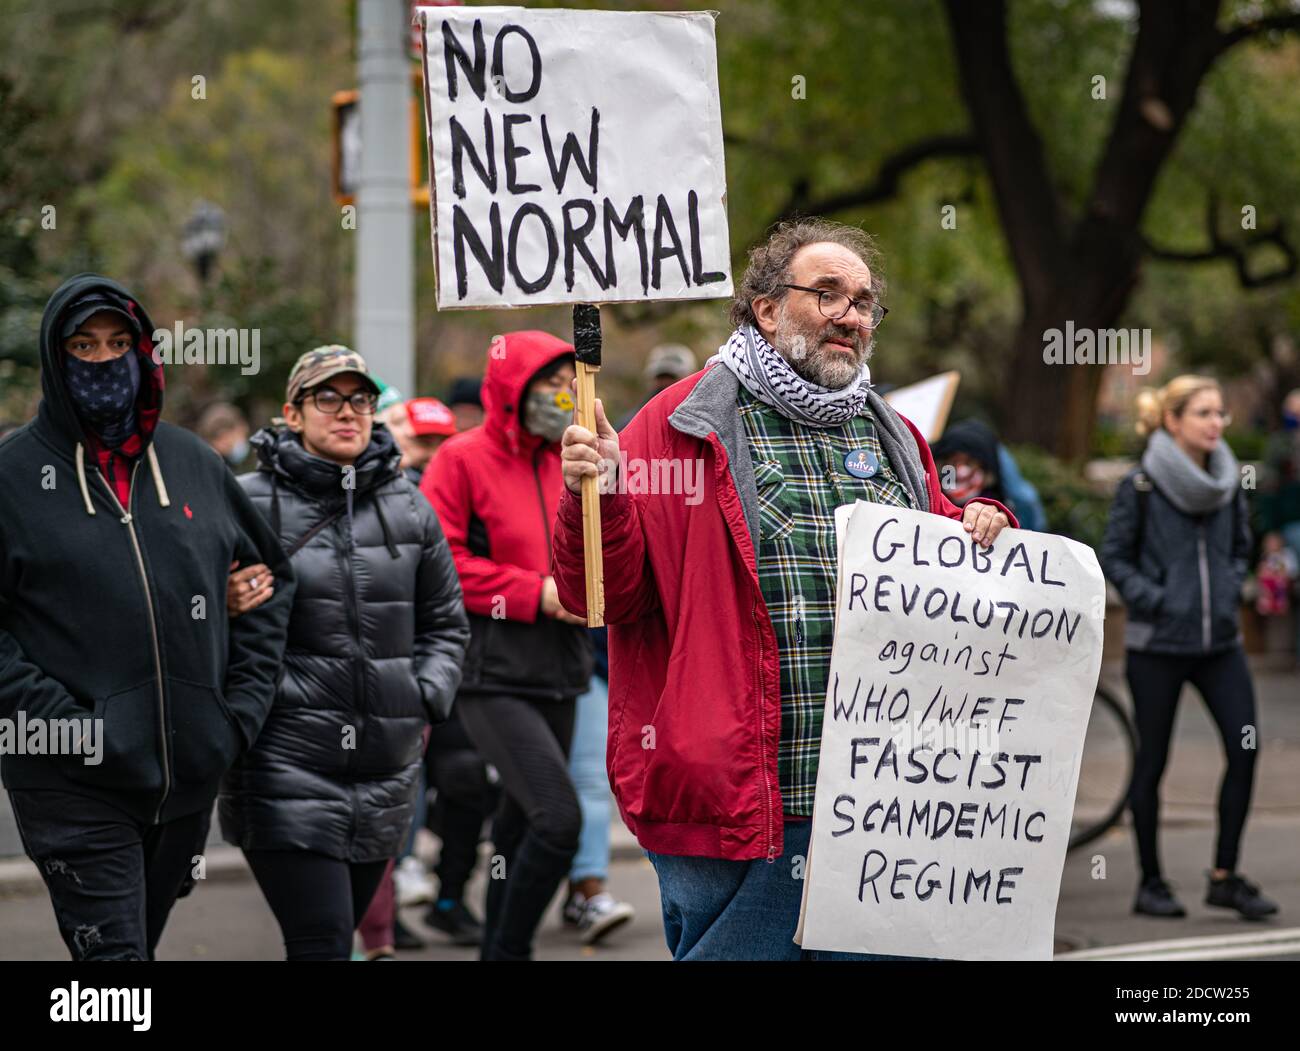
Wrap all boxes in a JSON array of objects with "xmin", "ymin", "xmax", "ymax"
[
  {"xmin": 398, "ymin": 766, "xmax": 427, "ymax": 863},
  {"xmin": 647, "ymin": 818, "xmax": 925, "ymax": 961},
  {"xmin": 568, "ymin": 676, "xmax": 611, "ymax": 883}
]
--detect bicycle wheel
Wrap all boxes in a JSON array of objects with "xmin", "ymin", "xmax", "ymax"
[{"xmin": 1068, "ymin": 683, "xmax": 1136, "ymax": 851}]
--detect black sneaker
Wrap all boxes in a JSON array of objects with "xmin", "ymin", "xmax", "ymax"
[
  {"xmin": 393, "ymin": 914, "xmax": 425, "ymax": 951},
  {"xmin": 1133, "ymin": 877, "xmax": 1186, "ymax": 917},
  {"xmin": 1205, "ymin": 873, "xmax": 1279, "ymax": 920},
  {"xmin": 425, "ymin": 901, "xmax": 484, "ymax": 947}
]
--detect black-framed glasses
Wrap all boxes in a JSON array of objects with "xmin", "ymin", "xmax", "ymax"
[
  {"xmin": 781, "ymin": 284, "xmax": 889, "ymax": 330},
  {"xmin": 297, "ymin": 386, "xmax": 378, "ymax": 415}
]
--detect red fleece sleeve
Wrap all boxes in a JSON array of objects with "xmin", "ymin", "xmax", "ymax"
[
  {"xmin": 422, "ymin": 447, "xmax": 543, "ymax": 623},
  {"xmin": 553, "ymin": 488, "xmax": 660, "ymax": 623}
]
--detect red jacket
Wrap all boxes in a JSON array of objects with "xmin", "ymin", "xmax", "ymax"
[
  {"xmin": 424, "ymin": 331, "xmax": 592, "ymax": 700},
  {"xmin": 552, "ymin": 365, "xmax": 1016, "ymax": 861}
]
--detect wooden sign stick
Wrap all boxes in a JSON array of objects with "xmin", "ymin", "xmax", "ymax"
[{"xmin": 572, "ymin": 303, "xmax": 605, "ymax": 628}]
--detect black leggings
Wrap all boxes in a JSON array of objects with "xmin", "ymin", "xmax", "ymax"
[
  {"xmin": 457, "ymin": 694, "xmax": 580, "ymax": 960},
  {"xmin": 1125, "ymin": 646, "xmax": 1259, "ymax": 880},
  {"xmin": 244, "ymin": 849, "xmax": 389, "ymax": 961}
]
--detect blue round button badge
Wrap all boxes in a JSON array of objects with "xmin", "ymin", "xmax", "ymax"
[{"xmin": 844, "ymin": 449, "xmax": 879, "ymax": 479}]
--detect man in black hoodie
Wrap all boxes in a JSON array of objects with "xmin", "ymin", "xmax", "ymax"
[{"xmin": 0, "ymin": 274, "xmax": 296, "ymax": 960}]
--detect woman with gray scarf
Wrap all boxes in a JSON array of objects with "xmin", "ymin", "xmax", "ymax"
[{"xmin": 1101, "ymin": 376, "xmax": 1277, "ymax": 921}]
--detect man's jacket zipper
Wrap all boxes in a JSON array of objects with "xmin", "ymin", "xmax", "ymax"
[
  {"xmin": 97, "ymin": 461, "xmax": 171, "ymax": 822},
  {"xmin": 337, "ymin": 511, "xmax": 367, "ymax": 777},
  {"xmin": 1198, "ymin": 523, "xmax": 1212, "ymax": 650}
]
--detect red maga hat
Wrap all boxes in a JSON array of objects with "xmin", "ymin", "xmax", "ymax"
[{"xmin": 406, "ymin": 396, "xmax": 458, "ymax": 437}]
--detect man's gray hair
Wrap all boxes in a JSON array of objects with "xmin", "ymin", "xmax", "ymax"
[{"xmin": 729, "ymin": 218, "xmax": 884, "ymax": 329}]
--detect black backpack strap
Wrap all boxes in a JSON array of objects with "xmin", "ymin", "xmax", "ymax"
[
  {"xmin": 285, "ymin": 506, "xmax": 346, "ymax": 559},
  {"xmin": 1132, "ymin": 471, "xmax": 1152, "ymax": 555}
]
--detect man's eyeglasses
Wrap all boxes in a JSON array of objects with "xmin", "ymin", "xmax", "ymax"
[
  {"xmin": 297, "ymin": 387, "xmax": 378, "ymax": 415},
  {"xmin": 781, "ymin": 284, "xmax": 888, "ymax": 330}
]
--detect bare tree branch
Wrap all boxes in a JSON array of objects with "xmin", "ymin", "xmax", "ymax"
[
  {"xmin": 1143, "ymin": 194, "xmax": 1298, "ymax": 288},
  {"xmin": 1217, "ymin": 7, "xmax": 1300, "ymax": 53},
  {"xmin": 773, "ymin": 133, "xmax": 979, "ymax": 223},
  {"xmin": 53, "ymin": 1, "xmax": 186, "ymax": 34}
]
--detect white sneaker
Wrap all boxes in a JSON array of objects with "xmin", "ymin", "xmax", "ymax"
[
  {"xmin": 575, "ymin": 891, "xmax": 635, "ymax": 945},
  {"xmin": 393, "ymin": 856, "xmax": 434, "ymax": 908}
]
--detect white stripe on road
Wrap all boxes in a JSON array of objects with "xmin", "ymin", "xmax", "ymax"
[{"xmin": 1057, "ymin": 927, "xmax": 1300, "ymax": 961}]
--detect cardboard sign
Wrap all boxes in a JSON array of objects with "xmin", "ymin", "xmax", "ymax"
[
  {"xmin": 417, "ymin": 6, "xmax": 733, "ymax": 309},
  {"xmin": 883, "ymin": 371, "xmax": 960, "ymax": 443},
  {"xmin": 796, "ymin": 501, "xmax": 1104, "ymax": 960}
]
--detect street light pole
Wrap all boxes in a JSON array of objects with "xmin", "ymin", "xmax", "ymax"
[
  {"xmin": 181, "ymin": 200, "xmax": 226, "ymax": 313},
  {"xmin": 355, "ymin": 0, "xmax": 415, "ymax": 394}
]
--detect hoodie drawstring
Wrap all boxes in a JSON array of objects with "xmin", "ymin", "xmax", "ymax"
[
  {"xmin": 74, "ymin": 442, "xmax": 170, "ymax": 516},
  {"xmin": 75, "ymin": 443, "xmax": 96, "ymax": 516},
  {"xmin": 146, "ymin": 444, "xmax": 170, "ymax": 508},
  {"xmin": 373, "ymin": 495, "xmax": 400, "ymax": 560}
]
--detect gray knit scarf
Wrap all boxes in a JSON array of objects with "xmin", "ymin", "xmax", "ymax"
[
  {"xmin": 712, "ymin": 323, "xmax": 930, "ymax": 512},
  {"xmin": 1141, "ymin": 427, "xmax": 1239, "ymax": 515}
]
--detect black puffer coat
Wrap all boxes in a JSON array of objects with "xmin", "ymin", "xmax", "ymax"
[
  {"xmin": 218, "ymin": 425, "xmax": 469, "ymax": 862},
  {"xmin": 1100, "ymin": 468, "xmax": 1250, "ymax": 655}
]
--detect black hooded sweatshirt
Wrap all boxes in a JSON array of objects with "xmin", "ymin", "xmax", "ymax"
[{"xmin": 0, "ymin": 273, "xmax": 296, "ymax": 824}]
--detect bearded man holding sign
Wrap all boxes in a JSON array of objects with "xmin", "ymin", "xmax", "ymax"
[{"xmin": 555, "ymin": 220, "xmax": 1016, "ymax": 960}]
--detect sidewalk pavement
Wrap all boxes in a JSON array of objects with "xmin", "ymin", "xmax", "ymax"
[{"xmin": 1054, "ymin": 662, "xmax": 1300, "ymax": 957}]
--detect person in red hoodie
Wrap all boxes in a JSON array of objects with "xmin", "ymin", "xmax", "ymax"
[
  {"xmin": 423, "ymin": 331, "xmax": 593, "ymax": 961},
  {"xmin": 553, "ymin": 219, "xmax": 1016, "ymax": 960}
]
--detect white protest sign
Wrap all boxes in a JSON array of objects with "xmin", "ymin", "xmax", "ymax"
[
  {"xmin": 883, "ymin": 371, "xmax": 960, "ymax": 443},
  {"xmin": 797, "ymin": 501, "xmax": 1104, "ymax": 960},
  {"xmin": 417, "ymin": 6, "xmax": 733, "ymax": 309}
]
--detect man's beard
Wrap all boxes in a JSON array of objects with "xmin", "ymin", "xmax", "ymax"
[{"xmin": 772, "ymin": 306, "xmax": 872, "ymax": 389}]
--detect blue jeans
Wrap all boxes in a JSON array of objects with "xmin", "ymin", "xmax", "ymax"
[
  {"xmin": 568, "ymin": 677, "xmax": 611, "ymax": 882},
  {"xmin": 648, "ymin": 818, "xmax": 921, "ymax": 961}
]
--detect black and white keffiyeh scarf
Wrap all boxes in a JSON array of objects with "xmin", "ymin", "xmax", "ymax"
[{"xmin": 712, "ymin": 323, "xmax": 870, "ymax": 428}]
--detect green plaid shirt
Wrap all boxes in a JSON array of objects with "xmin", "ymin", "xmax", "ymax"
[{"xmin": 738, "ymin": 387, "xmax": 914, "ymax": 816}]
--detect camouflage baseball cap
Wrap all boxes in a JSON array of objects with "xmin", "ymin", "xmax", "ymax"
[{"xmin": 285, "ymin": 345, "xmax": 380, "ymax": 404}]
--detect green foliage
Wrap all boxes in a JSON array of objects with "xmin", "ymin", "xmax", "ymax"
[
  {"xmin": 1225, "ymin": 426, "xmax": 1270, "ymax": 462},
  {"xmin": 1089, "ymin": 418, "xmax": 1134, "ymax": 460},
  {"xmin": 0, "ymin": 1, "xmax": 351, "ymax": 419}
]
